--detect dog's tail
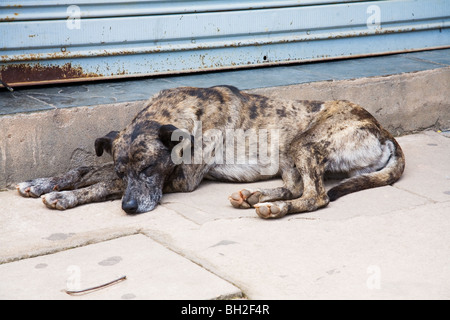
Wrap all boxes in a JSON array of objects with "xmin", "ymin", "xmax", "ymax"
[{"xmin": 327, "ymin": 138, "xmax": 405, "ymax": 201}]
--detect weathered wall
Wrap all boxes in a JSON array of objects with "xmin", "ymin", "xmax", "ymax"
[
  {"xmin": 250, "ymin": 67, "xmax": 450, "ymax": 136},
  {"xmin": 0, "ymin": 101, "xmax": 143, "ymax": 189}
]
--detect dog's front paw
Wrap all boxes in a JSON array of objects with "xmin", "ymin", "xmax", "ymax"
[
  {"xmin": 16, "ymin": 178, "xmax": 58, "ymax": 198},
  {"xmin": 229, "ymin": 189, "xmax": 261, "ymax": 209},
  {"xmin": 17, "ymin": 181, "xmax": 50, "ymax": 198},
  {"xmin": 16, "ymin": 182, "xmax": 36, "ymax": 198},
  {"xmin": 254, "ymin": 202, "xmax": 288, "ymax": 219},
  {"xmin": 42, "ymin": 191, "xmax": 78, "ymax": 210}
]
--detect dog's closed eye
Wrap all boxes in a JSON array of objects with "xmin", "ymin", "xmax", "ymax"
[
  {"xmin": 116, "ymin": 171, "xmax": 125, "ymax": 179},
  {"xmin": 142, "ymin": 165, "xmax": 155, "ymax": 176}
]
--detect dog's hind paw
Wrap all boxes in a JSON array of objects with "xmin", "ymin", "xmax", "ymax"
[
  {"xmin": 229, "ymin": 189, "xmax": 261, "ymax": 209},
  {"xmin": 254, "ymin": 202, "xmax": 288, "ymax": 219},
  {"xmin": 42, "ymin": 191, "xmax": 78, "ymax": 210}
]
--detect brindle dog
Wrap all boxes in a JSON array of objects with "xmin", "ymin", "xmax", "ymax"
[{"xmin": 17, "ymin": 86, "xmax": 405, "ymax": 219}]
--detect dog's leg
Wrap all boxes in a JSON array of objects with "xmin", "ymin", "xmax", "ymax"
[
  {"xmin": 254, "ymin": 144, "xmax": 329, "ymax": 219},
  {"xmin": 163, "ymin": 164, "xmax": 212, "ymax": 193},
  {"xmin": 17, "ymin": 163, "xmax": 115, "ymax": 198},
  {"xmin": 42, "ymin": 179, "xmax": 124, "ymax": 210},
  {"xmin": 229, "ymin": 162, "xmax": 303, "ymax": 209}
]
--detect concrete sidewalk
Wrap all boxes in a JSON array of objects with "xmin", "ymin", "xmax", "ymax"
[{"xmin": 0, "ymin": 130, "xmax": 449, "ymax": 300}]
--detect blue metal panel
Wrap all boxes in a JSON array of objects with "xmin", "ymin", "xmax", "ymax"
[{"xmin": 1, "ymin": 0, "xmax": 449, "ymax": 86}]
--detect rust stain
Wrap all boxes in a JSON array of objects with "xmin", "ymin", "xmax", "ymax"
[
  {"xmin": 0, "ymin": 17, "xmax": 15, "ymax": 22},
  {"xmin": 0, "ymin": 63, "xmax": 103, "ymax": 85},
  {"xmin": 0, "ymin": 12, "xmax": 19, "ymax": 22}
]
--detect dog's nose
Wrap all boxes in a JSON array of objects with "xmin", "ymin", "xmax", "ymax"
[{"xmin": 122, "ymin": 199, "xmax": 138, "ymax": 214}]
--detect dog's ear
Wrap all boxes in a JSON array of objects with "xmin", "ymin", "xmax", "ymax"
[
  {"xmin": 159, "ymin": 124, "xmax": 181, "ymax": 150},
  {"xmin": 159, "ymin": 124, "xmax": 194, "ymax": 150},
  {"xmin": 95, "ymin": 131, "xmax": 119, "ymax": 156}
]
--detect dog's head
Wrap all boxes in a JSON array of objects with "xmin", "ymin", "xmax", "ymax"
[{"xmin": 95, "ymin": 121, "xmax": 184, "ymax": 214}]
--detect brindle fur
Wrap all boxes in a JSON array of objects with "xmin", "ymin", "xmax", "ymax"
[{"xmin": 17, "ymin": 86, "xmax": 405, "ymax": 219}]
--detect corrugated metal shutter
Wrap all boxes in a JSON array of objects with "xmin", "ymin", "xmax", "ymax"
[{"xmin": 1, "ymin": 0, "xmax": 449, "ymax": 86}]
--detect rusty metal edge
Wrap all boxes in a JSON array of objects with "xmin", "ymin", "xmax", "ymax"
[{"xmin": 2, "ymin": 45, "xmax": 450, "ymax": 89}]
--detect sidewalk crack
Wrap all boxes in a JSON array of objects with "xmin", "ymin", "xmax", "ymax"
[
  {"xmin": 392, "ymin": 185, "xmax": 438, "ymax": 204},
  {"xmin": 27, "ymin": 95, "xmax": 57, "ymax": 109}
]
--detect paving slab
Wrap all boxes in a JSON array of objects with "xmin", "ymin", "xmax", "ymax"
[
  {"xmin": 146, "ymin": 202, "xmax": 450, "ymax": 300},
  {"xmin": 0, "ymin": 190, "xmax": 199, "ymax": 264},
  {"xmin": 0, "ymin": 234, "xmax": 241, "ymax": 300},
  {"xmin": 394, "ymin": 131, "xmax": 450, "ymax": 202},
  {"xmin": 0, "ymin": 177, "xmax": 430, "ymax": 264},
  {"xmin": 161, "ymin": 179, "xmax": 283, "ymax": 224}
]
